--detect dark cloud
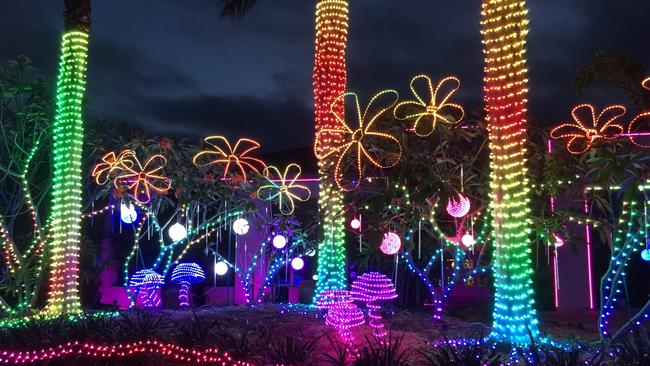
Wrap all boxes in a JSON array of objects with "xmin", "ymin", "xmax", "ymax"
[
  {"xmin": 1, "ymin": 0, "xmax": 648, "ymax": 153},
  {"xmin": 138, "ymin": 94, "xmax": 313, "ymax": 152}
]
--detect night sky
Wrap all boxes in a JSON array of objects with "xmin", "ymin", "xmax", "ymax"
[{"xmin": 2, "ymin": 0, "xmax": 649, "ymax": 152}]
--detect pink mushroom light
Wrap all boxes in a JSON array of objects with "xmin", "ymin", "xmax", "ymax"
[
  {"xmin": 446, "ymin": 193, "xmax": 471, "ymax": 218},
  {"xmin": 316, "ymin": 290, "xmax": 364, "ymax": 350},
  {"xmin": 350, "ymin": 272, "xmax": 398, "ymax": 338}
]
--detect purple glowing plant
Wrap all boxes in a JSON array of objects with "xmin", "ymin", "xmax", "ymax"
[
  {"xmin": 171, "ymin": 263, "xmax": 205, "ymax": 308},
  {"xmin": 129, "ymin": 269, "xmax": 164, "ymax": 308},
  {"xmin": 350, "ymin": 272, "xmax": 397, "ymax": 338}
]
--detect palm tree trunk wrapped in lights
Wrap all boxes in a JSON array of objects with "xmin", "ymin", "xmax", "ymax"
[
  {"xmin": 313, "ymin": 0, "xmax": 350, "ymax": 300},
  {"xmin": 480, "ymin": 0, "xmax": 539, "ymax": 344},
  {"xmin": 45, "ymin": 0, "xmax": 91, "ymax": 315}
]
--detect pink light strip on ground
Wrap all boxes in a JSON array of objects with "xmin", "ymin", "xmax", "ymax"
[
  {"xmin": 548, "ymin": 140, "xmax": 560, "ymax": 309},
  {"xmin": 583, "ymin": 195, "xmax": 595, "ymax": 310}
]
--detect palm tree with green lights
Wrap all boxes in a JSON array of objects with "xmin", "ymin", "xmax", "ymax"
[{"xmin": 44, "ymin": 0, "xmax": 263, "ymax": 315}]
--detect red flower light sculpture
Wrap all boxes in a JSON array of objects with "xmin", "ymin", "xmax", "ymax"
[
  {"xmin": 551, "ymin": 104, "xmax": 626, "ymax": 154},
  {"xmin": 315, "ymin": 90, "xmax": 402, "ymax": 192},
  {"xmin": 628, "ymin": 77, "xmax": 650, "ymax": 148},
  {"xmin": 193, "ymin": 136, "xmax": 266, "ymax": 180},
  {"xmin": 394, "ymin": 75, "xmax": 465, "ymax": 137},
  {"xmin": 114, "ymin": 152, "xmax": 172, "ymax": 205},
  {"xmin": 350, "ymin": 272, "xmax": 397, "ymax": 338}
]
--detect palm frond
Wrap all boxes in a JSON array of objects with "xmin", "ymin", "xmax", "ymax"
[{"xmin": 218, "ymin": 0, "xmax": 258, "ymax": 18}]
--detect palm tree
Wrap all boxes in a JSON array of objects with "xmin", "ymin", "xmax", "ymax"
[
  {"xmin": 480, "ymin": 0, "xmax": 539, "ymax": 344},
  {"xmin": 312, "ymin": 0, "xmax": 350, "ymax": 300},
  {"xmin": 43, "ymin": 0, "xmax": 262, "ymax": 316},
  {"xmin": 45, "ymin": 0, "xmax": 92, "ymax": 315}
]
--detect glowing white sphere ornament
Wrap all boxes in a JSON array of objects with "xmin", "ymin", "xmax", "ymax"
[
  {"xmin": 214, "ymin": 261, "xmax": 229, "ymax": 276},
  {"xmin": 553, "ymin": 233, "xmax": 564, "ymax": 247},
  {"xmin": 120, "ymin": 202, "xmax": 138, "ymax": 224},
  {"xmin": 350, "ymin": 218, "xmax": 361, "ymax": 230},
  {"xmin": 168, "ymin": 223, "xmax": 187, "ymax": 242},
  {"xmin": 291, "ymin": 257, "xmax": 305, "ymax": 271},
  {"xmin": 273, "ymin": 234, "xmax": 287, "ymax": 249},
  {"xmin": 641, "ymin": 249, "xmax": 650, "ymax": 262},
  {"xmin": 380, "ymin": 232, "xmax": 402, "ymax": 255},
  {"xmin": 461, "ymin": 233, "xmax": 476, "ymax": 248},
  {"xmin": 232, "ymin": 218, "xmax": 250, "ymax": 235},
  {"xmin": 446, "ymin": 193, "xmax": 471, "ymax": 218}
]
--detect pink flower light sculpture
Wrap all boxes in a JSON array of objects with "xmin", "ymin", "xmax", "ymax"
[
  {"xmin": 446, "ymin": 193, "xmax": 471, "ymax": 218},
  {"xmin": 350, "ymin": 272, "xmax": 397, "ymax": 338},
  {"xmin": 380, "ymin": 232, "xmax": 402, "ymax": 255}
]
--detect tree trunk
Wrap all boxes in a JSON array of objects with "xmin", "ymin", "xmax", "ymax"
[
  {"xmin": 480, "ymin": 0, "xmax": 539, "ymax": 344},
  {"xmin": 312, "ymin": 0, "xmax": 350, "ymax": 301},
  {"xmin": 44, "ymin": 0, "xmax": 91, "ymax": 315}
]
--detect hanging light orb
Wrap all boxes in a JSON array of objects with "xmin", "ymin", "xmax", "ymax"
[
  {"xmin": 461, "ymin": 233, "xmax": 476, "ymax": 248},
  {"xmin": 380, "ymin": 232, "xmax": 402, "ymax": 255},
  {"xmin": 291, "ymin": 257, "xmax": 305, "ymax": 271},
  {"xmin": 168, "ymin": 222, "xmax": 187, "ymax": 242},
  {"xmin": 232, "ymin": 218, "xmax": 250, "ymax": 235},
  {"xmin": 306, "ymin": 248, "xmax": 316, "ymax": 257},
  {"xmin": 553, "ymin": 233, "xmax": 564, "ymax": 247},
  {"xmin": 446, "ymin": 193, "xmax": 471, "ymax": 218},
  {"xmin": 641, "ymin": 249, "xmax": 650, "ymax": 262},
  {"xmin": 312, "ymin": 274, "xmax": 319, "ymax": 281},
  {"xmin": 120, "ymin": 202, "xmax": 138, "ymax": 224},
  {"xmin": 350, "ymin": 217, "xmax": 361, "ymax": 230},
  {"xmin": 272, "ymin": 234, "xmax": 287, "ymax": 249},
  {"xmin": 214, "ymin": 261, "xmax": 229, "ymax": 276}
]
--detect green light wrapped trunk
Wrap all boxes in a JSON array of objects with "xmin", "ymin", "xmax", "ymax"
[{"xmin": 45, "ymin": 0, "xmax": 91, "ymax": 315}]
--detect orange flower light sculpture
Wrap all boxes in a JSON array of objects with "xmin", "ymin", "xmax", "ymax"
[
  {"xmin": 550, "ymin": 104, "xmax": 625, "ymax": 154},
  {"xmin": 193, "ymin": 136, "xmax": 266, "ymax": 180},
  {"xmin": 316, "ymin": 90, "xmax": 402, "ymax": 191},
  {"xmin": 91, "ymin": 151, "xmax": 132, "ymax": 186},
  {"xmin": 394, "ymin": 75, "xmax": 465, "ymax": 137},
  {"xmin": 257, "ymin": 163, "xmax": 312, "ymax": 215},
  {"xmin": 114, "ymin": 152, "xmax": 172, "ymax": 204}
]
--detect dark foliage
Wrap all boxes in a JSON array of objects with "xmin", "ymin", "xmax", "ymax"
[{"xmin": 353, "ymin": 333, "xmax": 411, "ymax": 366}]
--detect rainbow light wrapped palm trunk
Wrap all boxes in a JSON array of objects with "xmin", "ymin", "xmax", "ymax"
[
  {"xmin": 313, "ymin": 0, "xmax": 349, "ymax": 300},
  {"xmin": 45, "ymin": 0, "xmax": 91, "ymax": 315},
  {"xmin": 481, "ymin": 0, "xmax": 539, "ymax": 344}
]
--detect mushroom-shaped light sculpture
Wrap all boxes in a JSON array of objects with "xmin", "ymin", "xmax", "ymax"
[
  {"xmin": 350, "ymin": 272, "xmax": 398, "ymax": 338},
  {"xmin": 316, "ymin": 290, "xmax": 364, "ymax": 349},
  {"xmin": 171, "ymin": 263, "xmax": 206, "ymax": 308},
  {"xmin": 129, "ymin": 269, "xmax": 165, "ymax": 308}
]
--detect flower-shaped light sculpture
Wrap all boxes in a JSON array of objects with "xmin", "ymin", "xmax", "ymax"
[
  {"xmin": 257, "ymin": 163, "xmax": 311, "ymax": 215},
  {"xmin": 193, "ymin": 136, "xmax": 266, "ymax": 180},
  {"xmin": 551, "ymin": 104, "xmax": 626, "ymax": 154},
  {"xmin": 316, "ymin": 90, "xmax": 402, "ymax": 192},
  {"xmin": 628, "ymin": 78, "xmax": 650, "ymax": 148},
  {"xmin": 114, "ymin": 151, "xmax": 172, "ymax": 205},
  {"xmin": 91, "ymin": 150, "xmax": 133, "ymax": 185},
  {"xmin": 394, "ymin": 75, "xmax": 465, "ymax": 137}
]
